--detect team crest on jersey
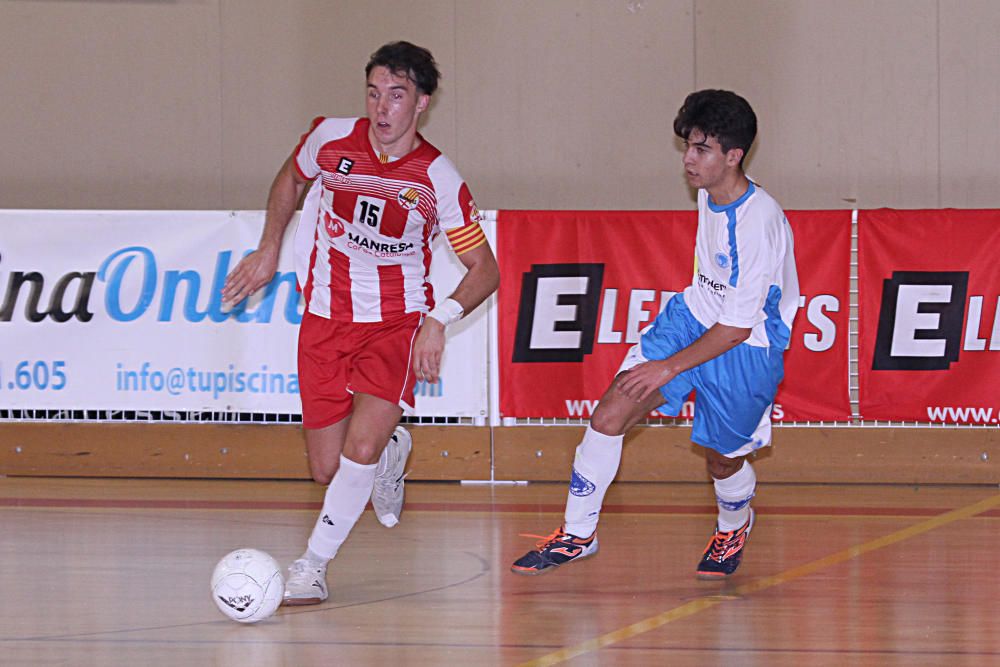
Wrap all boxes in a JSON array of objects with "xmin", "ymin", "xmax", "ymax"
[
  {"xmin": 468, "ymin": 199, "xmax": 484, "ymax": 224},
  {"xmin": 397, "ymin": 187, "xmax": 420, "ymax": 210},
  {"xmin": 715, "ymin": 252, "xmax": 730, "ymax": 269},
  {"xmin": 324, "ymin": 212, "xmax": 345, "ymax": 238},
  {"xmin": 337, "ymin": 157, "xmax": 354, "ymax": 175}
]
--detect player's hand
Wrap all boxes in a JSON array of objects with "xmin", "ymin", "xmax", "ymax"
[
  {"xmin": 614, "ymin": 360, "xmax": 676, "ymax": 402},
  {"xmin": 221, "ymin": 246, "xmax": 279, "ymax": 305},
  {"xmin": 412, "ymin": 318, "xmax": 446, "ymax": 383}
]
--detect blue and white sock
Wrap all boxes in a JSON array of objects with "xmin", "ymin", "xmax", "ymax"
[
  {"xmin": 563, "ymin": 425, "xmax": 624, "ymax": 539},
  {"xmin": 714, "ymin": 459, "xmax": 756, "ymax": 531}
]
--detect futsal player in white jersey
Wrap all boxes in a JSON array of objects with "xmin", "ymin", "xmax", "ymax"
[
  {"xmin": 512, "ymin": 89, "xmax": 799, "ymax": 579},
  {"xmin": 222, "ymin": 42, "xmax": 499, "ymax": 604}
]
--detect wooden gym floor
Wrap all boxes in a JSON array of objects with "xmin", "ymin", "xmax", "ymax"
[{"xmin": 1, "ymin": 476, "xmax": 998, "ymax": 666}]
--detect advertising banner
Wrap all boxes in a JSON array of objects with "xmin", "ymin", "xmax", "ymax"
[
  {"xmin": 858, "ymin": 209, "xmax": 1000, "ymax": 424},
  {"xmin": 497, "ymin": 209, "xmax": 853, "ymax": 421},
  {"xmin": 777, "ymin": 210, "xmax": 852, "ymax": 421},
  {"xmin": 497, "ymin": 210, "xmax": 697, "ymax": 418},
  {"xmin": 0, "ymin": 210, "xmax": 488, "ymax": 417}
]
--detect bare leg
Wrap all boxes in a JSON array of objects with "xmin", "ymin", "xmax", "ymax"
[
  {"xmin": 591, "ymin": 373, "xmax": 672, "ymax": 436},
  {"xmin": 303, "ymin": 393, "xmax": 403, "ymax": 483},
  {"xmin": 304, "ymin": 419, "xmax": 350, "ymax": 485},
  {"xmin": 340, "ymin": 393, "xmax": 404, "ymax": 464},
  {"xmin": 704, "ymin": 447, "xmax": 746, "ymax": 480}
]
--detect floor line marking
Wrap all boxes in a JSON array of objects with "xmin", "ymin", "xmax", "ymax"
[
  {"xmin": 517, "ymin": 492, "xmax": 1000, "ymax": 667},
  {"xmin": 3, "ymin": 497, "xmax": 997, "ymax": 519}
]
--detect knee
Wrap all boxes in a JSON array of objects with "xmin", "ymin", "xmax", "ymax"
[
  {"xmin": 706, "ymin": 454, "xmax": 743, "ymax": 480},
  {"xmin": 589, "ymin": 412, "xmax": 621, "ymax": 437},
  {"xmin": 309, "ymin": 458, "xmax": 340, "ymax": 485},
  {"xmin": 590, "ymin": 403, "xmax": 627, "ymax": 437},
  {"xmin": 342, "ymin": 438, "xmax": 382, "ymax": 466}
]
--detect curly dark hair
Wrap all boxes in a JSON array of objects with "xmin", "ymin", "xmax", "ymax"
[
  {"xmin": 673, "ymin": 90, "xmax": 757, "ymax": 167},
  {"xmin": 365, "ymin": 41, "xmax": 440, "ymax": 96}
]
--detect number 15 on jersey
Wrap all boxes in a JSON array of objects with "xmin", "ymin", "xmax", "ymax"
[{"xmin": 355, "ymin": 196, "xmax": 385, "ymax": 232}]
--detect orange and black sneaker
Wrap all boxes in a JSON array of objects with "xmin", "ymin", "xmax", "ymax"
[
  {"xmin": 696, "ymin": 509, "xmax": 754, "ymax": 580},
  {"xmin": 510, "ymin": 526, "xmax": 599, "ymax": 576}
]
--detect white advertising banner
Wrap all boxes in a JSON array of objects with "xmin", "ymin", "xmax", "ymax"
[{"xmin": 0, "ymin": 210, "xmax": 488, "ymax": 417}]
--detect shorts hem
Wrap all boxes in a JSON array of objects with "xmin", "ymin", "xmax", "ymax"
[
  {"xmin": 691, "ymin": 435, "xmax": 772, "ymax": 458},
  {"xmin": 302, "ymin": 409, "xmax": 350, "ymax": 430}
]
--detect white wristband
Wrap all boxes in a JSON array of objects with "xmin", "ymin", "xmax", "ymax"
[{"xmin": 427, "ymin": 298, "xmax": 464, "ymax": 327}]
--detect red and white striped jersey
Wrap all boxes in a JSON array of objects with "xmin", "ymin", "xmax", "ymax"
[{"xmin": 291, "ymin": 117, "xmax": 487, "ymax": 322}]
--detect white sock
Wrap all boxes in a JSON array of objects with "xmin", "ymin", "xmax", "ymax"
[
  {"xmin": 306, "ymin": 455, "xmax": 377, "ymax": 561},
  {"xmin": 563, "ymin": 425, "xmax": 624, "ymax": 538},
  {"xmin": 714, "ymin": 460, "xmax": 756, "ymax": 531}
]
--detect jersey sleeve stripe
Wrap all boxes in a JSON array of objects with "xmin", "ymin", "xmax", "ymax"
[
  {"xmin": 447, "ymin": 225, "xmax": 487, "ymax": 254},
  {"xmin": 451, "ymin": 236, "xmax": 487, "ymax": 255},
  {"xmin": 446, "ymin": 223, "xmax": 485, "ymax": 244}
]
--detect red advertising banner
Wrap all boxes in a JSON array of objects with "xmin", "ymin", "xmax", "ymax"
[
  {"xmin": 858, "ymin": 209, "xmax": 1000, "ymax": 424},
  {"xmin": 497, "ymin": 210, "xmax": 696, "ymax": 419},
  {"xmin": 777, "ymin": 210, "xmax": 852, "ymax": 421},
  {"xmin": 498, "ymin": 209, "xmax": 853, "ymax": 421}
]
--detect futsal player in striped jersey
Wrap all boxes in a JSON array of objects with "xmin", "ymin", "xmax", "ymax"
[
  {"xmin": 512, "ymin": 90, "xmax": 799, "ymax": 579},
  {"xmin": 223, "ymin": 41, "xmax": 498, "ymax": 605}
]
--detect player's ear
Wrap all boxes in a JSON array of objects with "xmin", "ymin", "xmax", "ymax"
[
  {"xmin": 726, "ymin": 147, "xmax": 744, "ymax": 168},
  {"xmin": 416, "ymin": 94, "xmax": 430, "ymax": 113}
]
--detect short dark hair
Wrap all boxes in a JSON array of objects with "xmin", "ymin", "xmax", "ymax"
[
  {"xmin": 673, "ymin": 90, "xmax": 757, "ymax": 167},
  {"xmin": 365, "ymin": 41, "xmax": 440, "ymax": 96}
]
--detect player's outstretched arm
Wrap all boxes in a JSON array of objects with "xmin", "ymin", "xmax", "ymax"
[
  {"xmin": 616, "ymin": 323, "xmax": 751, "ymax": 402},
  {"xmin": 222, "ymin": 156, "xmax": 308, "ymax": 305},
  {"xmin": 412, "ymin": 243, "xmax": 499, "ymax": 382}
]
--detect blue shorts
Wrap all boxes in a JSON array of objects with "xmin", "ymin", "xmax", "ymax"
[{"xmin": 624, "ymin": 294, "xmax": 784, "ymax": 456}]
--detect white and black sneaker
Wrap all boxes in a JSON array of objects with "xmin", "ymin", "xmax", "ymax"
[
  {"xmin": 371, "ymin": 426, "xmax": 412, "ymax": 528},
  {"xmin": 282, "ymin": 558, "xmax": 328, "ymax": 606}
]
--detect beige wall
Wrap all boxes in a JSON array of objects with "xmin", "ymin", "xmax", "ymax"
[{"xmin": 2, "ymin": 0, "xmax": 998, "ymax": 212}]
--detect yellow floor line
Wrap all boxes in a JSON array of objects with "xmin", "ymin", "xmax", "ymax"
[{"xmin": 517, "ymin": 492, "xmax": 1000, "ymax": 667}]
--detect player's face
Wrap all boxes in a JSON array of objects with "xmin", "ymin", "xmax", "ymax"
[
  {"xmin": 681, "ymin": 129, "xmax": 741, "ymax": 191},
  {"xmin": 366, "ymin": 66, "xmax": 430, "ymax": 155}
]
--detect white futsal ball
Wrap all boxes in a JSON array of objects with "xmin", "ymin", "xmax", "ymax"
[{"xmin": 211, "ymin": 548, "xmax": 284, "ymax": 623}]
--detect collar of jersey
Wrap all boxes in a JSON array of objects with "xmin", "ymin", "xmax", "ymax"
[
  {"xmin": 707, "ymin": 180, "xmax": 755, "ymax": 213},
  {"xmin": 361, "ymin": 118, "xmax": 432, "ymax": 174}
]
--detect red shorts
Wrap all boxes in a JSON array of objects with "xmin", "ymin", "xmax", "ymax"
[{"xmin": 297, "ymin": 310, "xmax": 422, "ymax": 429}]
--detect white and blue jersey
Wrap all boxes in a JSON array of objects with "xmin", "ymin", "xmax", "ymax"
[
  {"xmin": 624, "ymin": 181, "xmax": 799, "ymax": 456},
  {"xmin": 685, "ymin": 182, "xmax": 798, "ymax": 350}
]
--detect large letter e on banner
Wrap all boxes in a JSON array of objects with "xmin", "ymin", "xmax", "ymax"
[
  {"xmin": 873, "ymin": 271, "xmax": 968, "ymax": 370},
  {"xmin": 513, "ymin": 263, "xmax": 604, "ymax": 362}
]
